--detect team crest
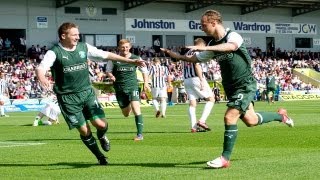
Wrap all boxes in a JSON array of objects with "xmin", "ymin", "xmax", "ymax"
[
  {"xmin": 227, "ymin": 53, "xmax": 234, "ymax": 59},
  {"xmin": 86, "ymin": 4, "xmax": 97, "ymax": 17},
  {"xmin": 79, "ymin": 51, "xmax": 86, "ymax": 58}
]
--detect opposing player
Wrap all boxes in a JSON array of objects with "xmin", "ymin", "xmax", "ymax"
[
  {"xmin": 0, "ymin": 72, "xmax": 9, "ymax": 117},
  {"xmin": 181, "ymin": 38, "xmax": 215, "ymax": 132},
  {"xmin": 148, "ymin": 57, "xmax": 169, "ymax": 118},
  {"xmin": 161, "ymin": 10, "xmax": 294, "ymax": 168},
  {"xmin": 33, "ymin": 92, "xmax": 61, "ymax": 126}
]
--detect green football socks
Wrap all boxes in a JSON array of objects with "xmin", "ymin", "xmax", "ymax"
[
  {"xmin": 135, "ymin": 115, "xmax": 143, "ymax": 135},
  {"xmin": 80, "ymin": 133, "xmax": 104, "ymax": 159},
  {"xmin": 222, "ymin": 124, "xmax": 238, "ymax": 160},
  {"xmin": 256, "ymin": 112, "xmax": 282, "ymax": 125}
]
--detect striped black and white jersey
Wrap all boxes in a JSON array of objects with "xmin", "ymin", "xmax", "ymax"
[
  {"xmin": 183, "ymin": 50, "xmax": 199, "ymax": 79},
  {"xmin": 149, "ymin": 64, "xmax": 169, "ymax": 88},
  {"xmin": 0, "ymin": 78, "xmax": 8, "ymax": 95}
]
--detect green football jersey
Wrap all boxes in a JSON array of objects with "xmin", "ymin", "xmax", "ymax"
[
  {"xmin": 208, "ymin": 30, "xmax": 255, "ymax": 93},
  {"xmin": 112, "ymin": 54, "xmax": 140, "ymax": 90},
  {"xmin": 266, "ymin": 75, "xmax": 276, "ymax": 89},
  {"xmin": 50, "ymin": 42, "xmax": 91, "ymax": 94}
]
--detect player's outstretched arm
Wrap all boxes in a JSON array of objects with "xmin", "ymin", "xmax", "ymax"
[
  {"xmin": 160, "ymin": 48, "xmax": 198, "ymax": 63},
  {"xmin": 106, "ymin": 53, "xmax": 146, "ymax": 67},
  {"xmin": 186, "ymin": 42, "xmax": 238, "ymax": 52}
]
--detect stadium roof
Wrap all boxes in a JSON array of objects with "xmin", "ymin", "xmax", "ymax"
[{"xmin": 55, "ymin": 0, "xmax": 320, "ymax": 16}]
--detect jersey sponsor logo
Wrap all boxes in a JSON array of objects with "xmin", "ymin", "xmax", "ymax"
[
  {"xmin": 214, "ymin": 53, "xmax": 234, "ymax": 62},
  {"xmin": 116, "ymin": 67, "xmax": 135, "ymax": 72},
  {"xmin": 79, "ymin": 51, "xmax": 86, "ymax": 58},
  {"xmin": 63, "ymin": 63, "xmax": 87, "ymax": 73}
]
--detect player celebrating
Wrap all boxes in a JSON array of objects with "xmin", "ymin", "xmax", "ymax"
[
  {"xmin": 161, "ymin": 10, "xmax": 294, "ymax": 169},
  {"xmin": 36, "ymin": 22, "xmax": 146, "ymax": 165},
  {"xmin": 106, "ymin": 39, "xmax": 150, "ymax": 141}
]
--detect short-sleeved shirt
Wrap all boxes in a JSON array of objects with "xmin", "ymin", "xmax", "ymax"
[
  {"xmin": 196, "ymin": 29, "xmax": 256, "ymax": 112},
  {"xmin": 105, "ymin": 54, "xmax": 148, "ymax": 92},
  {"xmin": 38, "ymin": 42, "xmax": 109, "ymax": 95},
  {"xmin": 196, "ymin": 29, "xmax": 256, "ymax": 97}
]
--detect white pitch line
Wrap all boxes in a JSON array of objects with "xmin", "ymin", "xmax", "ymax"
[
  {"xmin": 9, "ymin": 114, "xmax": 190, "ymax": 117},
  {"xmin": 0, "ymin": 141, "xmax": 46, "ymax": 148}
]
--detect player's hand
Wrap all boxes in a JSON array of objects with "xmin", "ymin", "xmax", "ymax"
[
  {"xmin": 185, "ymin": 46, "xmax": 199, "ymax": 51},
  {"xmin": 109, "ymin": 76, "xmax": 116, "ymax": 82},
  {"xmin": 144, "ymin": 83, "xmax": 151, "ymax": 92},
  {"xmin": 39, "ymin": 79, "xmax": 52, "ymax": 91},
  {"xmin": 161, "ymin": 48, "xmax": 180, "ymax": 59},
  {"xmin": 200, "ymin": 81, "xmax": 204, "ymax": 91},
  {"xmin": 133, "ymin": 59, "xmax": 146, "ymax": 67}
]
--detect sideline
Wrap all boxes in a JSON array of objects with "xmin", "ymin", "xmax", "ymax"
[{"xmin": 0, "ymin": 141, "xmax": 46, "ymax": 148}]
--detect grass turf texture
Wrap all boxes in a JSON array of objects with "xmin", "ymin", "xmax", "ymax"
[{"xmin": 0, "ymin": 100, "xmax": 319, "ymax": 179}]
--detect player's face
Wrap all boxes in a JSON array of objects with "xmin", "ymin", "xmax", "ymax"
[
  {"xmin": 61, "ymin": 27, "xmax": 80, "ymax": 48},
  {"xmin": 119, "ymin": 43, "xmax": 131, "ymax": 56},
  {"xmin": 201, "ymin": 16, "xmax": 215, "ymax": 35}
]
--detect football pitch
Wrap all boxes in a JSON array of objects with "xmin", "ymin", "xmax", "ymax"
[{"xmin": 0, "ymin": 100, "xmax": 319, "ymax": 179}]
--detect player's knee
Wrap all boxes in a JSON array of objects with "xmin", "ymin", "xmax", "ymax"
[
  {"xmin": 243, "ymin": 122, "xmax": 256, "ymax": 127},
  {"xmin": 241, "ymin": 117, "xmax": 259, "ymax": 127},
  {"xmin": 224, "ymin": 115, "xmax": 237, "ymax": 124},
  {"xmin": 122, "ymin": 111, "xmax": 130, "ymax": 117}
]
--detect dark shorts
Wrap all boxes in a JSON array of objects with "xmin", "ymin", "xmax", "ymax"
[
  {"xmin": 57, "ymin": 88, "xmax": 105, "ymax": 129},
  {"xmin": 115, "ymin": 88, "xmax": 140, "ymax": 109},
  {"xmin": 225, "ymin": 81, "xmax": 256, "ymax": 114},
  {"xmin": 267, "ymin": 87, "xmax": 276, "ymax": 95},
  {"xmin": 154, "ymin": 46, "xmax": 160, "ymax": 53}
]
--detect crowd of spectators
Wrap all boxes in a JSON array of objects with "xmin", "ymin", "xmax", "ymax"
[{"xmin": 1, "ymin": 42, "xmax": 320, "ymax": 101}]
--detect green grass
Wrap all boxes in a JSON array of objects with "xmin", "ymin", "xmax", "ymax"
[{"xmin": 0, "ymin": 100, "xmax": 319, "ymax": 179}]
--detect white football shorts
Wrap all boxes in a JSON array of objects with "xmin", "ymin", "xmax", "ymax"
[
  {"xmin": 151, "ymin": 87, "xmax": 167, "ymax": 99},
  {"xmin": 40, "ymin": 102, "xmax": 61, "ymax": 120},
  {"xmin": 184, "ymin": 77, "xmax": 213, "ymax": 100}
]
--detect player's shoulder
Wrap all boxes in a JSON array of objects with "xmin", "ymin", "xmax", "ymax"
[{"xmin": 130, "ymin": 53, "xmax": 140, "ymax": 59}]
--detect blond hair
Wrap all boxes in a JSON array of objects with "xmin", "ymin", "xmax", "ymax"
[
  {"xmin": 194, "ymin": 38, "xmax": 206, "ymax": 46},
  {"xmin": 153, "ymin": 57, "xmax": 161, "ymax": 63},
  {"xmin": 202, "ymin": 10, "xmax": 222, "ymax": 24},
  {"xmin": 118, "ymin": 39, "xmax": 131, "ymax": 46}
]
